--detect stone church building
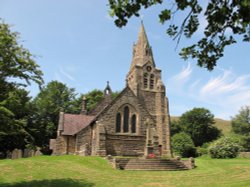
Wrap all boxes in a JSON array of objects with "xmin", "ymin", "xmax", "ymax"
[{"xmin": 50, "ymin": 24, "xmax": 171, "ymax": 157}]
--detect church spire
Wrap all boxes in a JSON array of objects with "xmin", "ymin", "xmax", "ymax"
[
  {"xmin": 130, "ymin": 22, "xmax": 155, "ymax": 71},
  {"xmin": 137, "ymin": 21, "xmax": 150, "ymax": 50},
  {"xmin": 127, "ymin": 23, "xmax": 159, "ymax": 96}
]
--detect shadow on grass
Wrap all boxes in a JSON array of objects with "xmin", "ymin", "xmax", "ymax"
[{"xmin": 0, "ymin": 178, "xmax": 94, "ymax": 187}]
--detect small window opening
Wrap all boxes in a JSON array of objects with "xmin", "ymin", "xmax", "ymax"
[{"xmin": 150, "ymin": 74, "xmax": 154, "ymax": 89}]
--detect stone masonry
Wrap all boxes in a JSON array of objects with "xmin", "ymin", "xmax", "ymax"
[{"xmin": 50, "ymin": 23, "xmax": 172, "ymax": 157}]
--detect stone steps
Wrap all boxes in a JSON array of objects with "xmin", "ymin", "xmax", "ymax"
[{"xmin": 115, "ymin": 158, "xmax": 188, "ymax": 171}]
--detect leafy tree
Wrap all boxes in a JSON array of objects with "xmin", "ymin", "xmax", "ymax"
[
  {"xmin": 108, "ymin": 0, "xmax": 250, "ymax": 70},
  {"xmin": 178, "ymin": 107, "xmax": 221, "ymax": 146},
  {"xmin": 241, "ymin": 135, "xmax": 250, "ymax": 151},
  {"xmin": 170, "ymin": 120, "xmax": 182, "ymax": 136},
  {"xmin": 0, "ymin": 88, "xmax": 34, "ymax": 155},
  {"xmin": 232, "ymin": 106, "xmax": 250, "ymax": 135},
  {"xmin": 208, "ymin": 136, "xmax": 242, "ymax": 158},
  {"xmin": 231, "ymin": 106, "xmax": 250, "ymax": 152},
  {"xmin": 0, "ymin": 20, "xmax": 43, "ymax": 156},
  {"xmin": 74, "ymin": 89, "xmax": 120, "ymax": 112},
  {"xmin": 171, "ymin": 132, "xmax": 196, "ymax": 157},
  {"xmin": 0, "ymin": 20, "xmax": 43, "ymax": 89},
  {"xmin": 31, "ymin": 81, "xmax": 78, "ymax": 153},
  {"xmin": 85, "ymin": 89, "xmax": 104, "ymax": 112}
]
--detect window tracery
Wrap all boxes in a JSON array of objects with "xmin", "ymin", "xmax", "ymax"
[{"xmin": 115, "ymin": 105, "xmax": 137, "ymax": 134}]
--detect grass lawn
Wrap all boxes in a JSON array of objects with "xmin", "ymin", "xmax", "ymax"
[{"xmin": 0, "ymin": 155, "xmax": 250, "ymax": 187}]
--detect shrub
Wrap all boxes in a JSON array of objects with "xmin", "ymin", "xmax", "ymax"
[
  {"xmin": 231, "ymin": 106, "xmax": 250, "ymax": 136},
  {"xmin": 196, "ymin": 143, "xmax": 211, "ymax": 156},
  {"xmin": 197, "ymin": 147, "xmax": 208, "ymax": 156},
  {"xmin": 171, "ymin": 132, "xmax": 196, "ymax": 157},
  {"xmin": 208, "ymin": 137, "xmax": 242, "ymax": 158},
  {"xmin": 178, "ymin": 107, "xmax": 221, "ymax": 146},
  {"xmin": 241, "ymin": 135, "xmax": 250, "ymax": 151}
]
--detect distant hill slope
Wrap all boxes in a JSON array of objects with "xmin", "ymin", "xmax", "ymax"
[
  {"xmin": 214, "ymin": 118, "xmax": 232, "ymax": 135},
  {"xmin": 170, "ymin": 116, "xmax": 232, "ymax": 135}
]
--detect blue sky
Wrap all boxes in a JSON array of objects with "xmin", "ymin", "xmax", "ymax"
[{"xmin": 1, "ymin": 0, "xmax": 250, "ymax": 119}]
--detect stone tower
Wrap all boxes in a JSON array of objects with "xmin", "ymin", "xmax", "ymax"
[{"xmin": 127, "ymin": 23, "xmax": 171, "ymax": 156}]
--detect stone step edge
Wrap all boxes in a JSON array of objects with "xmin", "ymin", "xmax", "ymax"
[{"xmin": 124, "ymin": 168, "xmax": 189, "ymax": 171}]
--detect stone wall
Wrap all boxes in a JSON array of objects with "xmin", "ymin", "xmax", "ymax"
[
  {"xmin": 180, "ymin": 157, "xmax": 195, "ymax": 169},
  {"xmin": 52, "ymin": 135, "xmax": 76, "ymax": 155},
  {"xmin": 76, "ymin": 126, "xmax": 92, "ymax": 155},
  {"xmin": 239, "ymin": 152, "xmax": 250, "ymax": 158},
  {"xmin": 97, "ymin": 87, "xmax": 154, "ymax": 136},
  {"xmin": 53, "ymin": 135, "xmax": 67, "ymax": 155},
  {"xmin": 67, "ymin": 136, "xmax": 76, "ymax": 154},
  {"xmin": 93, "ymin": 87, "xmax": 156, "ymax": 156},
  {"xmin": 139, "ymin": 90, "xmax": 156, "ymax": 115},
  {"xmin": 106, "ymin": 134, "xmax": 145, "ymax": 156}
]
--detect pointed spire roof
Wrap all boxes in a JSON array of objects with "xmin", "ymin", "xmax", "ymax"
[
  {"xmin": 129, "ymin": 22, "xmax": 155, "ymax": 71},
  {"xmin": 137, "ymin": 21, "xmax": 150, "ymax": 49}
]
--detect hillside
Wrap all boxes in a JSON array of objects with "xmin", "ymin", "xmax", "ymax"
[
  {"xmin": 171, "ymin": 116, "xmax": 232, "ymax": 135},
  {"xmin": 0, "ymin": 155, "xmax": 250, "ymax": 187},
  {"xmin": 214, "ymin": 118, "xmax": 232, "ymax": 135}
]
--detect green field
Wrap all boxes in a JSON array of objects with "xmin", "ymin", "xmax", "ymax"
[{"xmin": 0, "ymin": 155, "xmax": 250, "ymax": 187}]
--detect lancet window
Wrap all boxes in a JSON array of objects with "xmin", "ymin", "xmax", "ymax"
[{"xmin": 115, "ymin": 105, "xmax": 137, "ymax": 134}]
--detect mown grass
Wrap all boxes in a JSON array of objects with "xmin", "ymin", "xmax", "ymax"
[{"xmin": 0, "ymin": 155, "xmax": 250, "ymax": 187}]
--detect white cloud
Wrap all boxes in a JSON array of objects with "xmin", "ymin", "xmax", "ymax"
[
  {"xmin": 168, "ymin": 66, "xmax": 250, "ymax": 119},
  {"xmin": 200, "ymin": 69, "xmax": 250, "ymax": 99},
  {"xmin": 167, "ymin": 62, "xmax": 192, "ymax": 95},
  {"xmin": 200, "ymin": 69, "xmax": 232, "ymax": 95},
  {"xmin": 59, "ymin": 67, "xmax": 76, "ymax": 81},
  {"xmin": 199, "ymin": 70, "xmax": 250, "ymax": 117},
  {"xmin": 189, "ymin": 79, "xmax": 200, "ymax": 93},
  {"xmin": 172, "ymin": 62, "xmax": 192, "ymax": 82},
  {"xmin": 53, "ymin": 65, "xmax": 77, "ymax": 83}
]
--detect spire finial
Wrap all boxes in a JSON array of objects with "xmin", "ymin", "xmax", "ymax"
[
  {"xmin": 104, "ymin": 81, "xmax": 112, "ymax": 95},
  {"xmin": 140, "ymin": 18, "xmax": 143, "ymax": 25},
  {"xmin": 140, "ymin": 14, "xmax": 144, "ymax": 23},
  {"xmin": 138, "ymin": 21, "xmax": 149, "ymax": 47}
]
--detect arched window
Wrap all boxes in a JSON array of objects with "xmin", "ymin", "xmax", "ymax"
[
  {"xmin": 150, "ymin": 74, "xmax": 154, "ymax": 89},
  {"xmin": 123, "ymin": 106, "xmax": 129, "ymax": 133},
  {"xmin": 131, "ymin": 114, "xmax": 136, "ymax": 133},
  {"xmin": 116, "ymin": 113, "xmax": 121, "ymax": 133},
  {"xmin": 115, "ymin": 105, "xmax": 138, "ymax": 134},
  {"xmin": 144, "ymin": 73, "xmax": 148, "ymax": 89}
]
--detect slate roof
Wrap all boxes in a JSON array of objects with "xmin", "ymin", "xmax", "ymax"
[{"xmin": 61, "ymin": 114, "xmax": 95, "ymax": 135}]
